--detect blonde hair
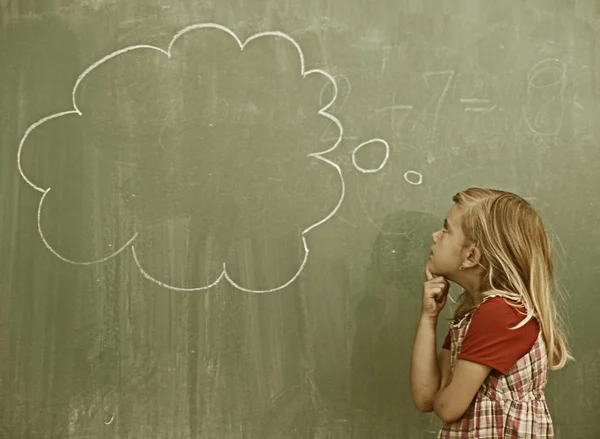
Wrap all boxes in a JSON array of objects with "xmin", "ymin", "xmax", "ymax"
[{"xmin": 451, "ymin": 187, "xmax": 573, "ymax": 370}]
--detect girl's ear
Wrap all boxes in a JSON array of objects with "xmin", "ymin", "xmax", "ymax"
[{"xmin": 464, "ymin": 244, "xmax": 482, "ymax": 269}]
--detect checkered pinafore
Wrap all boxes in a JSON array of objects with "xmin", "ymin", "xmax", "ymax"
[{"xmin": 438, "ymin": 294, "xmax": 555, "ymax": 438}]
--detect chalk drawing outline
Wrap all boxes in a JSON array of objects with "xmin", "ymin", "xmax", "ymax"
[
  {"xmin": 355, "ymin": 164, "xmax": 422, "ymax": 236},
  {"xmin": 522, "ymin": 58, "xmax": 567, "ymax": 137},
  {"xmin": 375, "ymin": 91, "xmax": 414, "ymax": 137},
  {"xmin": 17, "ymin": 23, "xmax": 352, "ymax": 293},
  {"xmin": 318, "ymin": 74, "xmax": 357, "ymax": 143},
  {"xmin": 410, "ymin": 70, "xmax": 455, "ymax": 135},
  {"xmin": 356, "ymin": 189, "xmax": 409, "ymax": 236},
  {"xmin": 460, "ymin": 98, "xmax": 497, "ymax": 113}
]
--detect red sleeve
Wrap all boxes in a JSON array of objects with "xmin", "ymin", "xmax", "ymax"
[
  {"xmin": 442, "ymin": 330, "xmax": 451, "ymax": 350},
  {"xmin": 457, "ymin": 297, "xmax": 539, "ymax": 374}
]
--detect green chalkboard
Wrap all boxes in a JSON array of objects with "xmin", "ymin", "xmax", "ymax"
[{"xmin": 1, "ymin": 1, "xmax": 598, "ymax": 438}]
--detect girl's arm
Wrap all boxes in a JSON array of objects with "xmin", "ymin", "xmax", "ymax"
[
  {"xmin": 410, "ymin": 316, "xmax": 442, "ymax": 412},
  {"xmin": 412, "ymin": 262, "xmax": 451, "ymax": 412},
  {"xmin": 433, "ymin": 359, "xmax": 491, "ymax": 423},
  {"xmin": 439, "ymin": 348, "xmax": 451, "ymax": 389}
]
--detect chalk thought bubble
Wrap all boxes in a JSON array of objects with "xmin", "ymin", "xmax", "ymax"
[{"xmin": 18, "ymin": 23, "xmax": 390, "ymax": 292}]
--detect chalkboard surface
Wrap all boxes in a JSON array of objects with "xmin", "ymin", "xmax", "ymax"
[{"xmin": 1, "ymin": 1, "xmax": 598, "ymax": 438}]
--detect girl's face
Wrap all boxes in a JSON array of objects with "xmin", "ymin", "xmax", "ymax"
[{"xmin": 428, "ymin": 204, "xmax": 467, "ymax": 280}]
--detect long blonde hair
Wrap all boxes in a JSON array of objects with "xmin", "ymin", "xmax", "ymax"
[{"xmin": 452, "ymin": 187, "xmax": 573, "ymax": 370}]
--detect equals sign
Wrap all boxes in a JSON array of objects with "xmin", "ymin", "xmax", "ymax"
[{"xmin": 460, "ymin": 98, "xmax": 497, "ymax": 113}]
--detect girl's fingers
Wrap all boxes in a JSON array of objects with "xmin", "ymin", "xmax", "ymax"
[{"xmin": 425, "ymin": 261, "xmax": 434, "ymax": 281}]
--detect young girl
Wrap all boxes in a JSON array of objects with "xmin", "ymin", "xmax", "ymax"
[{"xmin": 410, "ymin": 188, "xmax": 572, "ymax": 438}]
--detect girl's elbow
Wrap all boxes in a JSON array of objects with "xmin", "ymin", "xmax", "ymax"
[
  {"xmin": 411, "ymin": 396, "xmax": 434, "ymax": 413},
  {"xmin": 437, "ymin": 411, "xmax": 459, "ymax": 424},
  {"xmin": 435, "ymin": 405, "xmax": 465, "ymax": 424},
  {"xmin": 417, "ymin": 404, "xmax": 434, "ymax": 413}
]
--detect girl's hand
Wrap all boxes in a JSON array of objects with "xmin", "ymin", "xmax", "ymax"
[{"xmin": 421, "ymin": 261, "xmax": 450, "ymax": 320}]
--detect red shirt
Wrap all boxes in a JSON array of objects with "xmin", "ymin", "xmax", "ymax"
[{"xmin": 442, "ymin": 296, "xmax": 540, "ymax": 374}]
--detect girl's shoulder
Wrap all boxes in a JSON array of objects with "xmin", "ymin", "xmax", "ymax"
[
  {"xmin": 480, "ymin": 292, "xmax": 522, "ymax": 305},
  {"xmin": 452, "ymin": 292, "xmax": 531, "ymax": 327},
  {"xmin": 475, "ymin": 294, "xmax": 538, "ymax": 329}
]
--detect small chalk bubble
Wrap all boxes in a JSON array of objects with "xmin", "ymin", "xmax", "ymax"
[
  {"xmin": 404, "ymin": 170, "xmax": 423, "ymax": 185},
  {"xmin": 351, "ymin": 138, "xmax": 390, "ymax": 174}
]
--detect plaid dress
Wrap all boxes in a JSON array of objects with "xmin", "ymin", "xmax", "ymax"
[{"xmin": 438, "ymin": 294, "xmax": 555, "ymax": 438}]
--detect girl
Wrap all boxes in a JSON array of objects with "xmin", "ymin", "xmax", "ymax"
[{"xmin": 409, "ymin": 188, "xmax": 572, "ymax": 438}]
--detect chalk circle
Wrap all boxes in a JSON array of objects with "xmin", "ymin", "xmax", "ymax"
[
  {"xmin": 527, "ymin": 59, "xmax": 566, "ymax": 89},
  {"xmin": 404, "ymin": 170, "xmax": 423, "ymax": 185},
  {"xmin": 352, "ymin": 138, "xmax": 390, "ymax": 174}
]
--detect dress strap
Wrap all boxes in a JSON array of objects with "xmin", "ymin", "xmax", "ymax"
[{"xmin": 449, "ymin": 293, "xmax": 523, "ymax": 327}]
